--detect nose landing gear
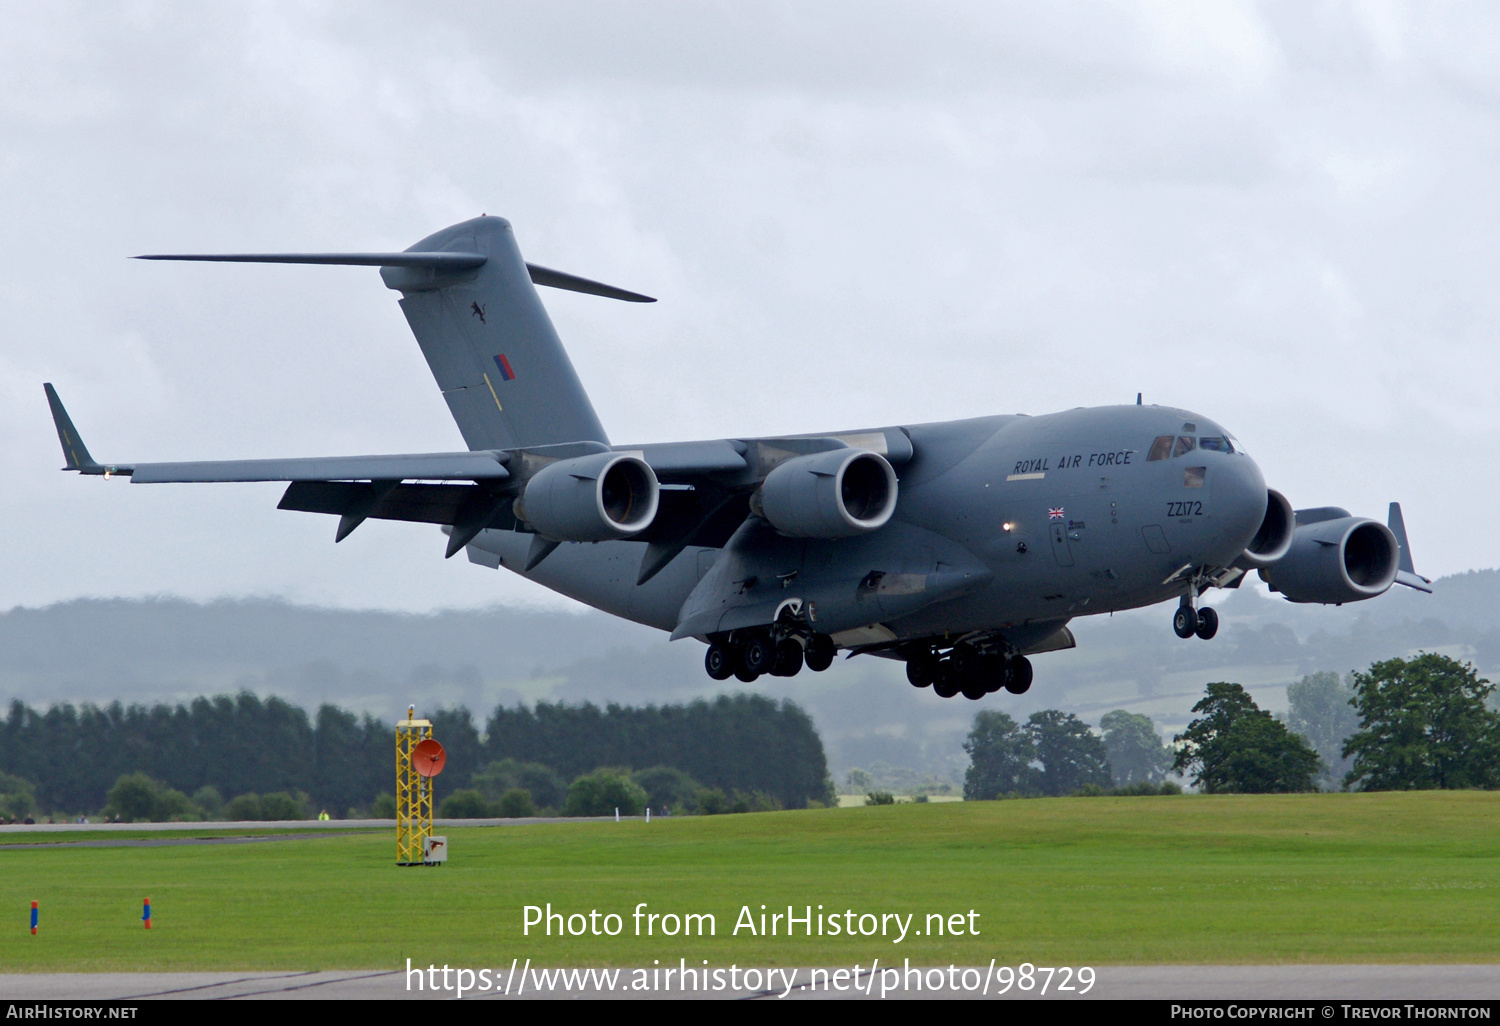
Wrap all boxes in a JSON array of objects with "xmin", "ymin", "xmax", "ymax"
[
  {"xmin": 1171, "ymin": 570, "xmax": 1223, "ymax": 642},
  {"xmin": 1174, "ymin": 600, "xmax": 1219, "ymax": 639}
]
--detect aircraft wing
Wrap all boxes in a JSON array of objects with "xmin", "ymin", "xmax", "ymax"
[
  {"xmin": 129, "ymin": 452, "xmax": 509, "ymax": 483},
  {"xmin": 47, "ymin": 381, "xmax": 914, "ymax": 573}
]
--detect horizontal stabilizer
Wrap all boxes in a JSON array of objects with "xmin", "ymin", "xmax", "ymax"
[
  {"xmin": 135, "ymin": 252, "xmax": 654, "ymax": 302},
  {"xmin": 525, "ymin": 263, "xmax": 655, "ymax": 303},
  {"xmin": 136, "ymin": 251, "xmax": 488, "ymax": 270}
]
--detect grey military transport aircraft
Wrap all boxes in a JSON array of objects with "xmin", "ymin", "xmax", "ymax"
[{"xmin": 45, "ymin": 215, "xmax": 1432, "ymax": 701}]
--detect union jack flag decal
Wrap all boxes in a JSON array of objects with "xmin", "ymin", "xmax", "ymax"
[{"xmin": 1048, "ymin": 507, "xmax": 1066, "ymax": 519}]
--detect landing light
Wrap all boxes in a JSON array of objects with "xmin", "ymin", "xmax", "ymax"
[{"xmin": 1002, "ymin": 522, "xmax": 1013, "ymax": 532}]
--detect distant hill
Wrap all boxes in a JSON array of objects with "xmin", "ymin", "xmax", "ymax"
[{"xmin": 0, "ymin": 571, "xmax": 1489, "ymax": 784}]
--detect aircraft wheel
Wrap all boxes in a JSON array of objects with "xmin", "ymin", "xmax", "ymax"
[
  {"xmin": 1195, "ymin": 606, "xmax": 1219, "ymax": 640},
  {"xmin": 948, "ymin": 644, "xmax": 978, "ymax": 677},
  {"xmin": 1172, "ymin": 605, "xmax": 1199, "ymax": 639},
  {"xmin": 743, "ymin": 638, "xmax": 775, "ymax": 676},
  {"xmin": 733, "ymin": 666, "xmax": 759, "ymax": 683},
  {"xmin": 906, "ymin": 655, "xmax": 937, "ymax": 688},
  {"xmin": 772, "ymin": 639, "xmax": 804, "ymax": 677},
  {"xmin": 742, "ymin": 635, "xmax": 777, "ymax": 676},
  {"xmin": 804, "ymin": 634, "xmax": 836, "ymax": 672},
  {"xmin": 1003, "ymin": 656, "xmax": 1033, "ymax": 695},
  {"xmin": 981, "ymin": 654, "xmax": 1007, "ymax": 694},
  {"xmin": 705, "ymin": 643, "xmax": 734, "ymax": 681},
  {"xmin": 933, "ymin": 672, "xmax": 961, "ymax": 699},
  {"xmin": 960, "ymin": 677, "xmax": 988, "ymax": 701}
]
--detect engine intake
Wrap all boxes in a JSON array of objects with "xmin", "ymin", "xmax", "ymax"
[
  {"xmin": 755, "ymin": 449, "xmax": 898, "ymax": 538},
  {"xmin": 1234, "ymin": 488, "xmax": 1294, "ymax": 569},
  {"xmin": 515, "ymin": 452, "xmax": 659, "ymax": 541},
  {"xmin": 1258, "ymin": 516, "xmax": 1399, "ymax": 604}
]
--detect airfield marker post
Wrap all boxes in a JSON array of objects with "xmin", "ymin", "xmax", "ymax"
[
  {"xmin": 30, "ymin": 900, "xmax": 37, "ymax": 935},
  {"xmin": 396, "ymin": 707, "xmax": 432, "ymax": 865},
  {"xmin": 142, "ymin": 898, "xmax": 151, "ymax": 929},
  {"xmin": 397, "ymin": 707, "xmax": 447, "ymax": 866}
]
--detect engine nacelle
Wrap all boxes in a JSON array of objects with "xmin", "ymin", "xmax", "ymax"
[
  {"xmin": 755, "ymin": 448, "xmax": 898, "ymax": 538},
  {"xmin": 1234, "ymin": 488, "xmax": 1295, "ymax": 569},
  {"xmin": 515, "ymin": 452, "xmax": 659, "ymax": 541},
  {"xmin": 1259, "ymin": 516, "xmax": 1399, "ymax": 604}
]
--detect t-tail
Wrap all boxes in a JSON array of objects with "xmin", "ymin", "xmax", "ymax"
[{"xmin": 137, "ymin": 215, "xmax": 654, "ymax": 451}]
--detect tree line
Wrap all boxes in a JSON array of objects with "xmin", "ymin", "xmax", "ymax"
[
  {"xmin": 0, "ymin": 692, "xmax": 832, "ymax": 819},
  {"xmin": 963, "ymin": 653, "xmax": 1500, "ymax": 799}
]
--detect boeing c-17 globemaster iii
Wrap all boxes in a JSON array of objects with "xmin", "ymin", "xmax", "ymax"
[{"xmin": 45, "ymin": 215, "xmax": 1432, "ymax": 700}]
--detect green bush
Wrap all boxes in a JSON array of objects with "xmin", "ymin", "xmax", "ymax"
[
  {"xmin": 222, "ymin": 791, "xmax": 308, "ymax": 821},
  {"xmin": 224, "ymin": 793, "xmax": 263, "ymax": 820},
  {"xmin": 370, "ymin": 793, "xmax": 397, "ymax": 819},
  {"xmin": 472, "ymin": 759, "xmax": 567, "ymax": 810},
  {"xmin": 564, "ymin": 770, "xmax": 647, "ymax": 817},
  {"xmin": 631, "ymin": 766, "xmax": 703, "ymax": 813},
  {"xmin": 192, "ymin": 786, "xmax": 224, "ymax": 818},
  {"xmin": 696, "ymin": 788, "xmax": 729, "ymax": 815},
  {"xmin": 496, "ymin": 788, "xmax": 536, "ymax": 818},
  {"xmin": 1072, "ymin": 781, "xmax": 1183, "ymax": 797},
  {"xmin": 694, "ymin": 787, "xmax": 781, "ymax": 815},
  {"xmin": 0, "ymin": 772, "xmax": 38, "ymax": 821},
  {"xmin": 257, "ymin": 792, "xmax": 307, "ymax": 820},
  {"xmin": 865, "ymin": 791, "xmax": 896, "ymax": 806},
  {"xmin": 438, "ymin": 789, "xmax": 494, "ymax": 819},
  {"xmin": 735, "ymin": 790, "xmax": 782, "ymax": 813},
  {"xmin": 105, "ymin": 773, "xmax": 198, "ymax": 822}
]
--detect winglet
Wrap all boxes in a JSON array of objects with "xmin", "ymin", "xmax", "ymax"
[
  {"xmin": 43, "ymin": 384, "xmax": 126, "ymax": 477},
  {"xmin": 1388, "ymin": 502, "xmax": 1433, "ymax": 593}
]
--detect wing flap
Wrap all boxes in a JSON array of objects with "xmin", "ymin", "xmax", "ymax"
[{"xmin": 278, "ymin": 481, "xmax": 520, "ymax": 530}]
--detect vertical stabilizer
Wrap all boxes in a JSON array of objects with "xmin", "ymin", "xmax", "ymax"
[{"xmin": 381, "ymin": 216, "xmax": 610, "ymax": 451}]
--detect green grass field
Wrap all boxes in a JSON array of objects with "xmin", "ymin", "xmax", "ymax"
[{"xmin": 3, "ymin": 792, "xmax": 1498, "ymax": 971}]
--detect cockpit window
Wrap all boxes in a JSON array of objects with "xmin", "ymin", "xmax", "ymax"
[
  {"xmin": 1199, "ymin": 436, "xmax": 1233, "ymax": 453},
  {"xmin": 1147, "ymin": 436, "xmax": 1174, "ymax": 461},
  {"xmin": 1173, "ymin": 435, "xmax": 1197, "ymax": 458}
]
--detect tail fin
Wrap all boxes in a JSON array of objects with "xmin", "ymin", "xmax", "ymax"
[
  {"xmin": 137, "ymin": 215, "xmax": 654, "ymax": 452},
  {"xmin": 383, "ymin": 216, "xmax": 617, "ymax": 451}
]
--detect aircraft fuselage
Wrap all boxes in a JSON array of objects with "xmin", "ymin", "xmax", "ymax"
[{"xmin": 470, "ymin": 402, "xmax": 1266, "ymax": 655}]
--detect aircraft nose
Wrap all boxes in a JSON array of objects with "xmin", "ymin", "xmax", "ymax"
[{"xmin": 1215, "ymin": 454, "xmax": 1269, "ymax": 550}]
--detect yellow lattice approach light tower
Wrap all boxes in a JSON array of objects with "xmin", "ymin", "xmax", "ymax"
[{"xmin": 396, "ymin": 706, "xmax": 443, "ymax": 865}]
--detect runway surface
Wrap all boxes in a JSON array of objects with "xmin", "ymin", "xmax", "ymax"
[{"xmin": 1, "ymin": 965, "xmax": 1496, "ymax": 1000}]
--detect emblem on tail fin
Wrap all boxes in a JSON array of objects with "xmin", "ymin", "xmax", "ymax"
[{"xmin": 471, "ymin": 301, "xmax": 486, "ymax": 324}]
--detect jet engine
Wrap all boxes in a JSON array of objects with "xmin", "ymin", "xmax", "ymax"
[
  {"xmin": 1234, "ymin": 489, "xmax": 1295, "ymax": 568},
  {"xmin": 515, "ymin": 452, "xmax": 659, "ymax": 541},
  {"xmin": 754, "ymin": 448, "xmax": 898, "ymax": 538},
  {"xmin": 1258, "ymin": 516, "xmax": 1399, "ymax": 604}
]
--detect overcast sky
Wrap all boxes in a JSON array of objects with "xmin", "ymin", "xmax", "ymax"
[{"xmin": 2, "ymin": 1, "xmax": 1496, "ymax": 614}]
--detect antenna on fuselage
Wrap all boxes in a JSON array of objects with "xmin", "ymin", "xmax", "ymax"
[{"xmin": 1136, "ymin": 392, "xmax": 1142, "ymax": 405}]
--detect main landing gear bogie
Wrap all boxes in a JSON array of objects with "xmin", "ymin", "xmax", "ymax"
[
  {"xmin": 1172, "ymin": 603, "xmax": 1219, "ymax": 641},
  {"xmin": 705, "ymin": 629, "xmax": 836, "ymax": 683},
  {"xmin": 908, "ymin": 646, "xmax": 1032, "ymax": 701}
]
